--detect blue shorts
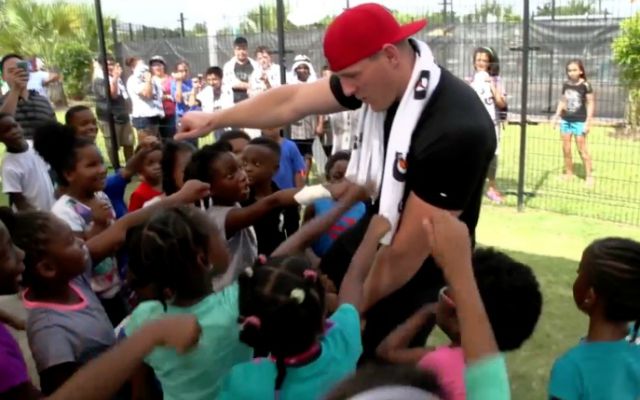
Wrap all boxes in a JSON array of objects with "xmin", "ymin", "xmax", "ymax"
[{"xmin": 560, "ymin": 120, "xmax": 586, "ymax": 136}]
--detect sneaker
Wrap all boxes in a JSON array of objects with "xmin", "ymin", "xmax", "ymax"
[
  {"xmin": 486, "ymin": 188, "xmax": 504, "ymax": 204},
  {"xmin": 585, "ymin": 176, "xmax": 595, "ymax": 188}
]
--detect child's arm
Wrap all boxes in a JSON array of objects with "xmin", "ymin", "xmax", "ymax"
[
  {"xmin": 46, "ymin": 315, "xmax": 200, "ymax": 400},
  {"xmin": 0, "ymin": 307, "xmax": 25, "ymax": 330},
  {"xmin": 585, "ymin": 89, "xmax": 595, "ymax": 134},
  {"xmin": 87, "ymin": 180, "xmax": 210, "ymax": 263},
  {"xmin": 422, "ymin": 212, "xmax": 498, "ymax": 363},
  {"xmin": 338, "ymin": 214, "xmax": 390, "ymax": 312},
  {"xmin": 553, "ymin": 93, "xmax": 566, "ymax": 129},
  {"xmin": 271, "ymin": 183, "xmax": 370, "ymax": 257},
  {"xmin": 490, "ymin": 78, "xmax": 507, "ymax": 109},
  {"xmin": 302, "ymin": 204, "xmax": 316, "ymax": 224},
  {"xmin": 376, "ymin": 303, "xmax": 437, "ymax": 364},
  {"xmin": 7, "ymin": 193, "xmax": 34, "ymax": 211}
]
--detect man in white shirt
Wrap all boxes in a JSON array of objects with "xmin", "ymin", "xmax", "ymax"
[
  {"xmin": 252, "ymin": 46, "xmax": 284, "ymax": 94},
  {"xmin": 125, "ymin": 57, "xmax": 164, "ymax": 141},
  {"xmin": 26, "ymin": 58, "xmax": 60, "ymax": 98}
]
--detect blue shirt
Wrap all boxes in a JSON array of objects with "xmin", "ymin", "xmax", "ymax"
[
  {"xmin": 171, "ymin": 79, "xmax": 194, "ymax": 118},
  {"xmin": 273, "ymin": 138, "xmax": 305, "ymax": 190},
  {"xmin": 549, "ymin": 339, "xmax": 640, "ymax": 400},
  {"xmin": 218, "ymin": 303, "xmax": 362, "ymax": 400},
  {"xmin": 311, "ymin": 198, "xmax": 366, "ymax": 257},
  {"xmin": 103, "ymin": 171, "xmax": 129, "ymax": 219}
]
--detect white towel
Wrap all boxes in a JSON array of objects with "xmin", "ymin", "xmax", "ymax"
[{"xmin": 346, "ymin": 39, "xmax": 441, "ymax": 245}]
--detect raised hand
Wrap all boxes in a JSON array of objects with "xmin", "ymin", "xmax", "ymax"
[
  {"xmin": 173, "ymin": 180, "xmax": 211, "ymax": 204},
  {"xmin": 421, "ymin": 211, "xmax": 471, "ymax": 275}
]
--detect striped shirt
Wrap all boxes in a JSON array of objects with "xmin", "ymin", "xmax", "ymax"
[{"xmin": 0, "ymin": 90, "xmax": 56, "ymax": 139}]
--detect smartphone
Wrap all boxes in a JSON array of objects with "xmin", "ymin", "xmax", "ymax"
[{"xmin": 16, "ymin": 60, "xmax": 30, "ymax": 72}]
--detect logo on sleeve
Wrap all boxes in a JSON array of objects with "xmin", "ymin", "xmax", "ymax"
[
  {"xmin": 414, "ymin": 70, "xmax": 430, "ymax": 100},
  {"xmin": 392, "ymin": 152, "xmax": 408, "ymax": 182}
]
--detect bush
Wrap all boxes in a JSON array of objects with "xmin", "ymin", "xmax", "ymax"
[
  {"xmin": 55, "ymin": 42, "xmax": 93, "ymax": 100},
  {"xmin": 612, "ymin": 12, "xmax": 640, "ymax": 130}
]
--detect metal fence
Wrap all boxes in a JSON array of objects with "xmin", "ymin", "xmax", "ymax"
[{"xmin": 4, "ymin": 0, "xmax": 631, "ymax": 225}]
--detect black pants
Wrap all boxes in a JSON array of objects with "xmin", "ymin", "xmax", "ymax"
[{"xmin": 319, "ymin": 213, "xmax": 445, "ymax": 363}]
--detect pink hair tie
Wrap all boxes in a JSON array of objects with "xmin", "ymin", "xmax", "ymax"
[
  {"xmin": 242, "ymin": 315, "xmax": 261, "ymax": 330},
  {"xmin": 303, "ymin": 269, "xmax": 318, "ymax": 282},
  {"xmin": 257, "ymin": 254, "xmax": 268, "ymax": 265}
]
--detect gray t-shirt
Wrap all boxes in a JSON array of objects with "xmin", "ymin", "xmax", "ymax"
[
  {"xmin": 24, "ymin": 249, "xmax": 115, "ymax": 373},
  {"xmin": 208, "ymin": 204, "xmax": 257, "ymax": 291}
]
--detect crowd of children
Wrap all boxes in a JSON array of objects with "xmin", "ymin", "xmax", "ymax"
[{"xmin": 0, "ymin": 40, "xmax": 634, "ymax": 400}]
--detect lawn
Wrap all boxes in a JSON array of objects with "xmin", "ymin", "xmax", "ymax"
[
  {"xmin": 493, "ymin": 122, "xmax": 640, "ymax": 225},
  {"xmin": 474, "ymin": 205, "xmax": 640, "ymax": 399}
]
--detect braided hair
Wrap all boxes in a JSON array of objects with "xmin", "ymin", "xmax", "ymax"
[
  {"xmin": 238, "ymin": 255, "xmax": 326, "ymax": 394},
  {"xmin": 33, "ymin": 121, "xmax": 94, "ymax": 187},
  {"xmin": 183, "ymin": 141, "xmax": 233, "ymax": 207},
  {"xmin": 127, "ymin": 206, "xmax": 216, "ymax": 309},
  {"xmin": 582, "ymin": 237, "xmax": 640, "ymax": 341},
  {"xmin": 0, "ymin": 207, "xmax": 56, "ymax": 288},
  {"xmin": 161, "ymin": 140, "xmax": 195, "ymax": 196}
]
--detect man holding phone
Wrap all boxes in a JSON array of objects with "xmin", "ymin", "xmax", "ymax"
[{"xmin": 0, "ymin": 54, "xmax": 56, "ymax": 140}]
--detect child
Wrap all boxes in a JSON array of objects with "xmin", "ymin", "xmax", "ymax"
[
  {"xmin": 377, "ymin": 247, "xmax": 542, "ymax": 399},
  {"xmin": 0, "ymin": 180, "xmax": 210, "ymax": 395},
  {"xmin": 548, "ymin": 237, "xmax": 640, "ymax": 400},
  {"xmin": 65, "ymin": 105, "xmax": 98, "ymax": 142},
  {"xmin": 125, "ymin": 206, "xmax": 252, "ymax": 400},
  {"xmin": 553, "ymin": 59, "xmax": 595, "ymax": 187},
  {"xmin": 161, "ymin": 139, "xmax": 195, "ymax": 196},
  {"xmin": 218, "ymin": 129, "xmax": 251, "ymax": 156},
  {"xmin": 262, "ymin": 126, "xmax": 306, "ymax": 190},
  {"xmin": 303, "ymin": 151, "xmax": 366, "ymax": 257},
  {"xmin": 128, "ymin": 143, "xmax": 163, "ymax": 211},
  {"xmin": 240, "ymin": 137, "xmax": 291, "ymax": 255},
  {"xmin": 0, "ymin": 214, "xmax": 201, "ymax": 400},
  {"xmin": 0, "ymin": 113, "xmax": 55, "ymax": 211},
  {"xmin": 469, "ymin": 46, "xmax": 507, "ymax": 204},
  {"xmin": 217, "ymin": 184, "xmax": 376, "ymax": 400},
  {"xmin": 197, "ymin": 67, "xmax": 233, "ymax": 129},
  {"xmin": 34, "ymin": 122, "xmax": 126, "ymax": 325}
]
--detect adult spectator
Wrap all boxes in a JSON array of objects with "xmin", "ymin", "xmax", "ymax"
[
  {"xmin": 149, "ymin": 55, "xmax": 177, "ymax": 141},
  {"xmin": 126, "ymin": 57, "xmax": 164, "ymax": 142},
  {"xmin": 288, "ymin": 55, "xmax": 318, "ymax": 158},
  {"xmin": 0, "ymin": 54, "xmax": 56, "ymax": 140},
  {"xmin": 92, "ymin": 55, "xmax": 134, "ymax": 164},
  {"xmin": 252, "ymin": 45, "xmax": 283, "ymax": 94},
  {"xmin": 26, "ymin": 57, "xmax": 61, "ymax": 98},
  {"xmin": 177, "ymin": 3, "xmax": 495, "ymax": 361},
  {"xmin": 223, "ymin": 36, "xmax": 260, "ymax": 104}
]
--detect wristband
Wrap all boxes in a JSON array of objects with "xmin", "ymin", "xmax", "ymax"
[{"xmin": 293, "ymin": 185, "xmax": 331, "ymax": 206}]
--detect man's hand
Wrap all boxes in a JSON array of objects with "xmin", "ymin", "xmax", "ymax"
[
  {"xmin": 175, "ymin": 111, "xmax": 217, "ymax": 140},
  {"xmin": 8, "ymin": 68, "xmax": 28, "ymax": 92}
]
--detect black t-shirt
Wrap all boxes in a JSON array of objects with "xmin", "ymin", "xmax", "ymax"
[
  {"xmin": 232, "ymin": 62, "xmax": 254, "ymax": 103},
  {"xmin": 561, "ymin": 80, "xmax": 593, "ymax": 122},
  {"xmin": 330, "ymin": 68, "xmax": 496, "ymax": 240},
  {"xmin": 240, "ymin": 183, "xmax": 298, "ymax": 256}
]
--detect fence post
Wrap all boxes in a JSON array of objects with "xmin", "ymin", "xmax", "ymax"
[
  {"xmin": 111, "ymin": 18, "xmax": 122, "ymax": 65},
  {"xmin": 142, "ymin": 25, "xmax": 147, "ymax": 41},
  {"xmin": 517, "ymin": 0, "xmax": 531, "ymax": 212},
  {"xmin": 94, "ymin": 0, "xmax": 120, "ymax": 169},
  {"xmin": 128, "ymin": 23, "xmax": 133, "ymax": 41},
  {"xmin": 276, "ymin": 0, "xmax": 290, "ymax": 138},
  {"xmin": 259, "ymin": 6, "xmax": 265, "ymax": 33},
  {"xmin": 180, "ymin": 12, "xmax": 186, "ymax": 37}
]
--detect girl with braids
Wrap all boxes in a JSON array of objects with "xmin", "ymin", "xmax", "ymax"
[
  {"xmin": 124, "ymin": 206, "xmax": 251, "ymax": 400},
  {"xmin": 0, "ymin": 180, "xmax": 210, "ymax": 396},
  {"xmin": 549, "ymin": 238, "xmax": 640, "ymax": 400},
  {"xmin": 161, "ymin": 139, "xmax": 195, "ymax": 196},
  {"xmin": 217, "ymin": 183, "xmax": 385, "ymax": 400},
  {"xmin": 35, "ymin": 122, "xmax": 129, "ymax": 324}
]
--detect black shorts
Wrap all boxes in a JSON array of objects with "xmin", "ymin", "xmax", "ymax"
[{"xmin": 319, "ymin": 212, "xmax": 445, "ymax": 362}]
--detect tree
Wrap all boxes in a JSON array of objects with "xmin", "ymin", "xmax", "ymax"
[
  {"xmin": 612, "ymin": 12, "xmax": 640, "ymax": 130},
  {"xmin": 536, "ymin": 0, "xmax": 595, "ymax": 17},
  {"xmin": 0, "ymin": 0, "xmax": 111, "ymax": 100}
]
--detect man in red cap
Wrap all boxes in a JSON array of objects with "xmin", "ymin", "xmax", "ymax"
[{"xmin": 177, "ymin": 3, "xmax": 495, "ymax": 360}]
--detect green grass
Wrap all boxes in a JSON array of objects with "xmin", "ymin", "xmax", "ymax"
[
  {"xmin": 473, "ymin": 205, "xmax": 640, "ymax": 399},
  {"xmin": 492, "ymin": 123, "xmax": 640, "ymax": 225}
]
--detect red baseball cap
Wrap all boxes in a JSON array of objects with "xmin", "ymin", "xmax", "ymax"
[{"xmin": 323, "ymin": 3, "xmax": 427, "ymax": 72}]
